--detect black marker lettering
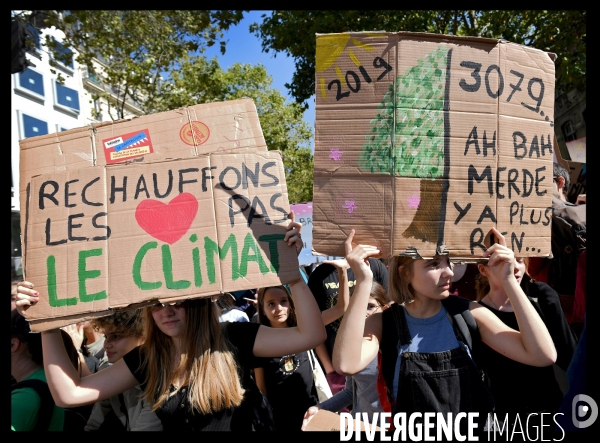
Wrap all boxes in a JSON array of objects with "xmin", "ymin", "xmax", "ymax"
[
  {"xmin": 261, "ymin": 162, "xmax": 279, "ymax": 187},
  {"xmin": 179, "ymin": 168, "xmax": 199, "ymax": 194},
  {"xmin": 477, "ymin": 205, "xmax": 497, "ymax": 224},
  {"xmin": 65, "ymin": 179, "xmax": 79, "ymax": 208},
  {"xmin": 508, "ymin": 169, "xmax": 520, "ymax": 198},
  {"xmin": 202, "ymin": 166, "xmax": 217, "ymax": 192},
  {"xmin": 82, "ymin": 177, "xmax": 102, "ymax": 206},
  {"xmin": 468, "ymin": 165, "xmax": 493, "ymax": 196},
  {"xmin": 68, "ymin": 213, "xmax": 88, "ymax": 242},
  {"xmin": 134, "ymin": 175, "xmax": 150, "ymax": 200},
  {"xmin": 219, "ymin": 166, "xmax": 241, "ymax": 191},
  {"xmin": 39, "ymin": 181, "xmax": 60, "ymax": 209},
  {"xmin": 453, "ymin": 202, "xmax": 471, "ymax": 224},
  {"xmin": 535, "ymin": 166, "xmax": 547, "ymax": 196},
  {"xmin": 513, "ymin": 131, "xmax": 527, "ymax": 159},
  {"xmin": 496, "ymin": 167, "xmax": 506, "ymax": 199},
  {"xmin": 45, "ymin": 218, "xmax": 67, "ymax": 246},
  {"xmin": 522, "ymin": 169, "xmax": 534, "ymax": 198},
  {"xmin": 153, "ymin": 170, "xmax": 173, "ymax": 198},
  {"xmin": 110, "ymin": 175, "xmax": 127, "ymax": 204},
  {"xmin": 242, "ymin": 162, "xmax": 260, "ymax": 189},
  {"xmin": 464, "ymin": 127, "xmax": 480, "ymax": 156},
  {"xmin": 270, "ymin": 193, "xmax": 288, "ymax": 223},
  {"xmin": 92, "ymin": 212, "xmax": 111, "ymax": 241},
  {"xmin": 228, "ymin": 194, "xmax": 250, "ymax": 227}
]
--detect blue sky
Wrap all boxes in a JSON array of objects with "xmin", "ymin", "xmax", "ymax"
[{"xmin": 203, "ymin": 10, "xmax": 315, "ymax": 150}]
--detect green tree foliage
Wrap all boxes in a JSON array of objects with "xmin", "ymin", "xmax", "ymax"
[
  {"xmin": 159, "ymin": 58, "xmax": 313, "ymax": 203},
  {"xmin": 31, "ymin": 10, "xmax": 246, "ymax": 119},
  {"xmin": 251, "ymin": 10, "xmax": 586, "ymax": 107},
  {"xmin": 14, "ymin": 10, "xmax": 313, "ymax": 203}
]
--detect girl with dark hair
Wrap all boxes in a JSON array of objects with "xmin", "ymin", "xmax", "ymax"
[
  {"xmin": 254, "ymin": 258, "xmax": 351, "ymax": 431},
  {"xmin": 15, "ymin": 213, "xmax": 326, "ymax": 432}
]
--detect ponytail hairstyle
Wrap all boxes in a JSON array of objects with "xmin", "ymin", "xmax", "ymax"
[
  {"xmin": 141, "ymin": 298, "xmax": 244, "ymax": 414},
  {"xmin": 256, "ymin": 285, "xmax": 296, "ymax": 327}
]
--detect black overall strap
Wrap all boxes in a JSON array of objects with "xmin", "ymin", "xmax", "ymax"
[
  {"xmin": 391, "ymin": 303, "xmax": 412, "ymax": 346},
  {"xmin": 442, "ymin": 296, "xmax": 477, "ymax": 352},
  {"xmin": 12, "ymin": 379, "xmax": 54, "ymax": 431},
  {"xmin": 380, "ymin": 303, "xmax": 413, "ymax": 414}
]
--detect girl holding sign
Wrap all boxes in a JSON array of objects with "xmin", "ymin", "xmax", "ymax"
[
  {"xmin": 474, "ymin": 256, "xmax": 577, "ymax": 429},
  {"xmin": 332, "ymin": 227, "xmax": 556, "ymax": 435},
  {"xmin": 15, "ymin": 212, "xmax": 326, "ymax": 432}
]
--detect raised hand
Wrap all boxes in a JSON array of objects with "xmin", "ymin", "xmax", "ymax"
[
  {"xmin": 344, "ymin": 229, "xmax": 380, "ymax": 282},
  {"xmin": 61, "ymin": 322, "xmax": 85, "ymax": 350},
  {"xmin": 14, "ymin": 281, "xmax": 39, "ymax": 316},
  {"xmin": 482, "ymin": 228, "xmax": 516, "ymax": 284},
  {"xmin": 285, "ymin": 210, "xmax": 303, "ymax": 256},
  {"xmin": 322, "ymin": 258, "xmax": 350, "ymax": 272}
]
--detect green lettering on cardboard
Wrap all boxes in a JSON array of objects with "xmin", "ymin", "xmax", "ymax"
[
  {"xmin": 240, "ymin": 233, "xmax": 269, "ymax": 277},
  {"xmin": 133, "ymin": 241, "xmax": 162, "ymax": 290},
  {"xmin": 161, "ymin": 244, "xmax": 191, "ymax": 290},
  {"xmin": 258, "ymin": 234, "xmax": 285, "ymax": 273},
  {"xmin": 190, "ymin": 234, "xmax": 202, "ymax": 287},
  {"xmin": 192, "ymin": 247, "xmax": 202, "ymax": 287},
  {"xmin": 78, "ymin": 248, "xmax": 107, "ymax": 302},
  {"xmin": 47, "ymin": 255, "xmax": 77, "ymax": 307},
  {"xmin": 204, "ymin": 234, "xmax": 238, "ymax": 282}
]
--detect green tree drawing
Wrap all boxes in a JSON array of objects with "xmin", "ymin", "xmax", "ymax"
[
  {"xmin": 360, "ymin": 46, "xmax": 450, "ymax": 245},
  {"xmin": 359, "ymin": 45, "xmax": 448, "ymax": 177}
]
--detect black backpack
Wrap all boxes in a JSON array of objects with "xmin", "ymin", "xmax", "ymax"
[{"xmin": 11, "ymin": 379, "xmax": 55, "ymax": 431}]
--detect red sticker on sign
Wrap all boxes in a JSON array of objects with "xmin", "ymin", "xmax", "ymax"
[{"xmin": 180, "ymin": 121, "xmax": 210, "ymax": 146}]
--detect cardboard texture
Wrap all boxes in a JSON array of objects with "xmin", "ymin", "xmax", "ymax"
[
  {"xmin": 312, "ymin": 32, "xmax": 556, "ymax": 259},
  {"xmin": 303, "ymin": 409, "xmax": 381, "ymax": 432},
  {"xmin": 19, "ymin": 99, "xmax": 299, "ymax": 331}
]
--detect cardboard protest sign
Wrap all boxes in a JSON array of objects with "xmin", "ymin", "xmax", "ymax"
[
  {"xmin": 312, "ymin": 32, "xmax": 556, "ymax": 259},
  {"xmin": 20, "ymin": 99, "xmax": 299, "ymax": 331},
  {"xmin": 290, "ymin": 202, "xmax": 317, "ymax": 266}
]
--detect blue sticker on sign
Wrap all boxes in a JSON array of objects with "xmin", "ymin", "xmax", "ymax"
[{"xmin": 113, "ymin": 131, "xmax": 148, "ymax": 153}]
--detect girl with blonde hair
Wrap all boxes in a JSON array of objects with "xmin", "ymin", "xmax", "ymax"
[
  {"xmin": 15, "ymin": 213, "xmax": 326, "ymax": 431},
  {"xmin": 332, "ymin": 227, "xmax": 557, "ymax": 434}
]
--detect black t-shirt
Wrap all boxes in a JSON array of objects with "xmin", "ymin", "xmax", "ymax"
[
  {"xmin": 307, "ymin": 258, "xmax": 389, "ymax": 357},
  {"xmin": 122, "ymin": 321, "xmax": 265, "ymax": 432},
  {"xmin": 261, "ymin": 350, "xmax": 318, "ymax": 431},
  {"xmin": 477, "ymin": 280, "xmax": 577, "ymax": 416}
]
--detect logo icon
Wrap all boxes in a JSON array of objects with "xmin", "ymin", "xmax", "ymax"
[
  {"xmin": 572, "ymin": 394, "xmax": 598, "ymax": 429},
  {"xmin": 180, "ymin": 121, "xmax": 210, "ymax": 146}
]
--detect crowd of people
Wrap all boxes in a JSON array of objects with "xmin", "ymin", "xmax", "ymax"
[{"xmin": 11, "ymin": 162, "xmax": 588, "ymax": 434}]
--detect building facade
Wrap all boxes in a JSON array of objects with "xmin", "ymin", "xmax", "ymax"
[{"xmin": 11, "ymin": 22, "xmax": 142, "ymax": 277}]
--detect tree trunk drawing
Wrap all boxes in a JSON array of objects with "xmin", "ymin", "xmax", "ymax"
[{"xmin": 359, "ymin": 45, "xmax": 451, "ymax": 247}]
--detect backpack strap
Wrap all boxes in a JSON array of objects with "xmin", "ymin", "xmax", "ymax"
[
  {"xmin": 118, "ymin": 393, "xmax": 129, "ymax": 430},
  {"xmin": 442, "ymin": 296, "xmax": 479, "ymax": 353},
  {"xmin": 379, "ymin": 303, "xmax": 412, "ymax": 413},
  {"xmin": 12, "ymin": 379, "xmax": 55, "ymax": 431}
]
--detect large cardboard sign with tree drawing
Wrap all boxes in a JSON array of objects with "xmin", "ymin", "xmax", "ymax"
[
  {"xmin": 312, "ymin": 32, "xmax": 556, "ymax": 258},
  {"xmin": 20, "ymin": 99, "xmax": 299, "ymax": 331}
]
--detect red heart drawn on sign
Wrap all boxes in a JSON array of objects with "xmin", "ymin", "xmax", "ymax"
[{"xmin": 135, "ymin": 192, "xmax": 199, "ymax": 245}]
